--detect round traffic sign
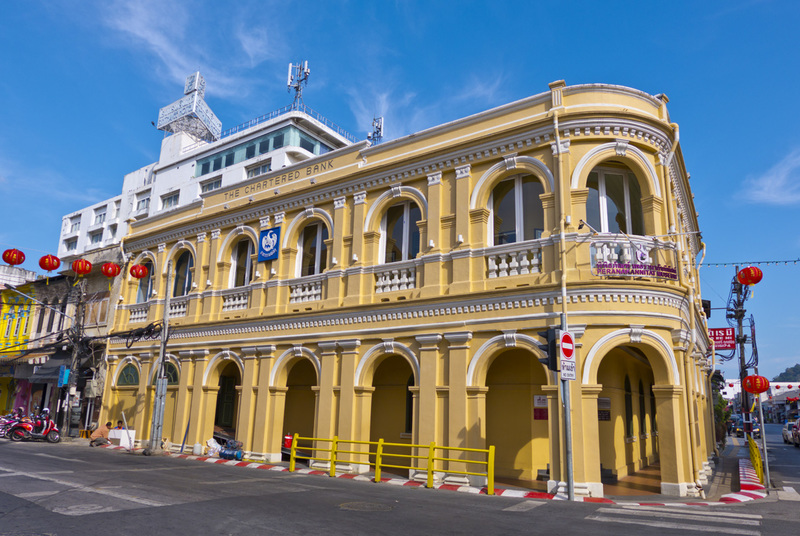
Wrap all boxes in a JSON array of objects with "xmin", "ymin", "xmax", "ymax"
[{"xmin": 560, "ymin": 332, "xmax": 575, "ymax": 360}]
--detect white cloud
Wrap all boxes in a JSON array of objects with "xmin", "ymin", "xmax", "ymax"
[
  {"xmin": 98, "ymin": 0, "xmax": 279, "ymax": 99},
  {"xmin": 742, "ymin": 147, "xmax": 800, "ymax": 205}
]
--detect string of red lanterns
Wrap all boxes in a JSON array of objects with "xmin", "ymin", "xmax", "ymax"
[{"xmin": 2, "ymin": 248, "xmax": 136, "ymax": 284}]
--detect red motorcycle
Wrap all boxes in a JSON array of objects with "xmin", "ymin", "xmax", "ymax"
[{"xmin": 8, "ymin": 409, "xmax": 60, "ymax": 443}]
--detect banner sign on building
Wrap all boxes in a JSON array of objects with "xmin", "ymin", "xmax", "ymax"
[
  {"xmin": 709, "ymin": 327, "xmax": 736, "ymax": 350},
  {"xmin": 595, "ymin": 262, "xmax": 678, "ymax": 280},
  {"xmin": 57, "ymin": 365, "xmax": 70, "ymax": 388},
  {"xmin": 258, "ymin": 227, "xmax": 281, "ymax": 262}
]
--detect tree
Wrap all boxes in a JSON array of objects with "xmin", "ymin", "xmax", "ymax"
[{"xmin": 773, "ymin": 364, "xmax": 800, "ymax": 382}]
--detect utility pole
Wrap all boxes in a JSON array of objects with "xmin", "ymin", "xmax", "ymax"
[
  {"xmin": 64, "ymin": 278, "xmax": 86, "ymax": 436},
  {"xmin": 731, "ymin": 266, "xmax": 752, "ymax": 439},
  {"xmin": 147, "ymin": 262, "xmax": 171, "ymax": 454}
]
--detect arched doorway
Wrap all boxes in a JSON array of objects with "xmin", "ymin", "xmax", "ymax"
[
  {"xmin": 485, "ymin": 348, "xmax": 549, "ymax": 488},
  {"xmin": 214, "ymin": 361, "xmax": 241, "ymax": 438},
  {"xmin": 282, "ymin": 359, "xmax": 316, "ymax": 440},
  {"xmin": 596, "ymin": 346, "xmax": 658, "ymax": 493},
  {"xmin": 369, "ymin": 355, "xmax": 414, "ymax": 476}
]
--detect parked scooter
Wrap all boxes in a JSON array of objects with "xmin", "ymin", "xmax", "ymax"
[
  {"xmin": 8, "ymin": 408, "xmax": 60, "ymax": 443},
  {"xmin": 0, "ymin": 407, "xmax": 27, "ymax": 438}
]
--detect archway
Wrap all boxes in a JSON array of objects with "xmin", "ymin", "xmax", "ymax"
[
  {"xmin": 214, "ymin": 361, "xmax": 241, "ymax": 438},
  {"xmin": 281, "ymin": 359, "xmax": 316, "ymax": 441},
  {"xmin": 485, "ymin": 348, "xmax": 549, "ymax": 488},
  {"xmin": 596, "ymin": 346, "xmax": 658, "ymax": 494},
  {"xmin": 369, "ymin": 355, "xmax": 415, "ymax": 476}
]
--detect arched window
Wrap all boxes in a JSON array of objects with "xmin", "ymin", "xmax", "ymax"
[
  {"xmin": 152, "ymin": 362, "xmax": 179, "ymax": 385},
  {"xmin": 118, "ymin": 364, "xmax": 139, "ymax": 386},
  {"xmin": 173, "ymin": 251, "xmax": 194, "ymax": 297},
  {"xmin": 585, "ymin": 167, "xmax": 644, "ymax": 235},
  {"xmin": 136, "ymin": 260, "xmax": 154, "ymax": 303},
  {"xmin": 298, "ymin": 223, "xmax": 328, "ymax": 277},
  {"xmin": 383, "ymin": 201, "xmax": 421, "ymax": 263},
  {"xmin": 230, "ymin": 239, "xmax": 255, "ymax": 288},
  {"xmin": 624, "ymin": 375, "xmax": 633, "ymax": 438},
  {"xmin": 490, "ymin": 174, "xmax": 544, "ymax": 245}
]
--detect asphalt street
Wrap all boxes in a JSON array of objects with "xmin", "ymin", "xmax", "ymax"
[{"xmin": 0, "ymin": 429, "xmax": 796, "ymax": 535}]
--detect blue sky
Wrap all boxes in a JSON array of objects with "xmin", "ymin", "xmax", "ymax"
[{"xmin": 1, "ymin": 1, "xmax": 798, "ymax": 382}]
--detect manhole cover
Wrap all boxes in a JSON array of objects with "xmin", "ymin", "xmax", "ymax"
[{"xmin": 338, "ymin": 502, "xmax": 394, "ymax": 512}]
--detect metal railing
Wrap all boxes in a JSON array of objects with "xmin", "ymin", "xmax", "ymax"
[
  {"xmin": 220, "ymin": 103, "xmax": 358, "ymax": 143},
  {"xmin": 287, "ymin": 434, "xmax": 495, "ymax": 495}
]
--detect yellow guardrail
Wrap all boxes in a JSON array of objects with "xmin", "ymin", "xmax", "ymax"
[
  {"xmin": 747, "ymin": 436, "xmax": 764, "ymax": 484},
  {"xmin": 288, "ymin": 434, "xmax": 496, "ymax": 495}
]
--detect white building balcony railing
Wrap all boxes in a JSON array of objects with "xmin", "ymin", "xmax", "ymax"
[
  {"xmin": 485, "ymin": 241, "xmax": 542, "ymax": 279},
  {"xmin": 288, "ymin": 276, "xmax": 323, "ymax": 303},
  {"xmin": 220, "ymin": 287, "xmax": 250, "ymax": 312},
  {"xmin": 374, "ymin": 260, "xmax": 417, "ymax": 293},
  {"xmin": 590, "ymin": 234, "xmax": 657, "ymax": 266},
  {"xmin": 169, "ymin": 296, "xmax": 189, "ymax": 318},
  {"xmin": 129, "ymin": 304, "xmax": 150, "ymax": 323}
]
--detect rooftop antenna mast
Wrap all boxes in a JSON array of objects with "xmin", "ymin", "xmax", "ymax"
[
  {"xmin": 367, "ymin": 116, "xmax": 384, "ymax": 145},
  {"xmin": 287, "ymin": 61, "xmax": 310, "ymax": 109}
]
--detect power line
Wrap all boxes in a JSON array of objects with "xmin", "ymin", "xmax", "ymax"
[{"xmin": 703, "ymin": 258, "xmax": 799, "ymax": 268}]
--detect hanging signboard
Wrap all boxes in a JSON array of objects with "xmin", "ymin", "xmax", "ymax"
[
  {"xmin": 708, "ymin": 328, "xmax": 735, "ymax": 350},
  {"xmin": 258, "ymin": 227, "xmax": 281, "ymax": 262},
  {"xmin": 57, "ymin": 365, "xmax": 70, "ymax": 388}
]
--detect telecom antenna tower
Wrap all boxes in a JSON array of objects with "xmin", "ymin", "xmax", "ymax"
[
  {"xmin": 287, "ymin": 61, "xmax": 310, "ymax": 108},
  {"xmin": 367, "ymin": 116, "xmax": 384, "ymax": 144}
]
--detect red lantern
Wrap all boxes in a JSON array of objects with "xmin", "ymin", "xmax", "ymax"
[
  {"xmin": 38, "ymin": 254, "xmax": 61, "ymax": 272},
  {"xmin": 129, "ymin": 264, "xmax": 149, "ymax": 279},
  {"xmin": 101, "ymin": 262, "xmax": 121, "ymax": 279},
  {"xmin": 790, "ymin": 385, "xmax": 794, "ymax": 389},
  {"xmin": 728, "ymin": 383, "xmax": 734, "ymax": 388},
  {"xmin": 3, "ymin": 249, "xmax": 25, "ymax": 266},
  {"xmin": 736, "ymin": 266, "xmax": 763, "ymax": 286},
  {"xmin": 776, "ymin": 385, "xmax": 781, "ymax": 389},
  {"xmin": 71, "ymin": 258, "xmax": 92, "ymax": 276},
  {"xmin": 742, "ymin": 375, "xmax": 769, "ymax": 395}
]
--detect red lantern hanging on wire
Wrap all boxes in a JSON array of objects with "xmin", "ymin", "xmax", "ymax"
[
  {"xmin": 39, "ymin": 254, "xmax": 61, "ymax": 272},
  {"xmin": 776, "ymin": 385, "xmax": 781, "ymax": 389},
  {"xmin": 38, "ymin": 254, "xmax": 61, "ymax": 285},
  {"xmin": 3, "ymin": 248, "xmax": 25, "ymax": 266},
  {"xmin": 101, "ymin": 262, "xmax": 121, "ymax": 279},
  {"xmin": 129, "ymin": 264, "xmax": 149, "ymax": 280},
  {"xmin": 71, "ymin": 258, "xmax": 92, "ymax": 281},
  {"xmin": 728, "ymin": 383, "xmax": 734, "ymax": 388},
  {"xmin": 736, "ymin": 266, "xmax": 763, "ymax": 286},
  {"xmin": 742, "ymin": 375, "xmax": 769, "ymax": 395}
]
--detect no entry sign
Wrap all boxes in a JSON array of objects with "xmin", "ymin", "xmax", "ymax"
[{"xmin": 560, "ymin": 331, "xmax": 575, "ymax": 381}]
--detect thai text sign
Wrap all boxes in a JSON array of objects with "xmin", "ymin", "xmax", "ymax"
[
  {"xmin": 709, "ymin": 327, "xmax": 736, "ymax": 350},
  {"xmin": 596, "ymin": 262, "xmax": 678, "ymax": 280}
]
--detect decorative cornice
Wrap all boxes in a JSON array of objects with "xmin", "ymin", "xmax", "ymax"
[
  {"xmin": 334, "ymin": 196, "xmax": 346, "ymax": 210},
  {"xmin": 427, "ymin": 171, "xmax": 442, "ymax": 186}
]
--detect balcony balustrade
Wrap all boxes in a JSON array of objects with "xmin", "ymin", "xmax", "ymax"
[
  {"xmin": 221, "ymin": 288, "xmax": 250, "ymax": 312},
  {"xmin": 486, "ymin": 242, "xmax": 542, "ymax": 279},
  {"xmin": 375, "ymin": 261, "xmax": 417, "ymax": 293}
]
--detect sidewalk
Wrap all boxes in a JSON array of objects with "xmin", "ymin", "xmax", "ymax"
[{"xmin": 74, "ymin": 436, "xmax": 780, "ymax": 505}]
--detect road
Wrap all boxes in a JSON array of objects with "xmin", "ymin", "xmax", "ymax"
[{"xmin": 0, "ymin": 432, "xmax": 796, "ymax": 535}]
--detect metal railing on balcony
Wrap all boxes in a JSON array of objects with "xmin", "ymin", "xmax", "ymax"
[{"xmin": 220, "ymin": 103, "xmax": 358, "ymax": 143}]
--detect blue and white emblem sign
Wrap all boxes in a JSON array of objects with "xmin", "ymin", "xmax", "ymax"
[{"xmin": 258, "ymin": 227, "xmax": 281, "ymax": 262}]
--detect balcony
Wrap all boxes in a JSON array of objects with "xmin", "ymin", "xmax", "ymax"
[
  {"xmin": 169, "ymin": 296, "xmax": 189, "ymax": 318},
  {"xmin": 288, "ymin": 276, "xmax": 323, "ymax": 303},
  {"xmin": 220, "ymin": 288, "xmax": 250, "ymax": 312},
  {"xmin": 486, "ymin": 241, "xmax": 542, "ymax": 279},
  {"xmin": 375, "ymin": 261, "xmax": 417, "ymax": 293},
  {"xmin": 129, "ymin": 304, "xmax": 150, "ymax": 323}
]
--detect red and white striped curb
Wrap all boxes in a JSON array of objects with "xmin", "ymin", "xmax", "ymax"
[
  {"xmin": 94, "ymin": 445, "xmax": 757, "ymax": 505},
  {"xmin": 719, "ymin": 459, "xmax": 767, "ymax": 503}
]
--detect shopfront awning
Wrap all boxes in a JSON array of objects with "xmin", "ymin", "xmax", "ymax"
[{"xmin": 28, "ymin": 355, "xmax": 71, "ymax": 383}]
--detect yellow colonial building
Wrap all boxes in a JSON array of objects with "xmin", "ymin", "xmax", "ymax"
[{"xmin": 102, "ymin": 78, "xmax": 713, "ymax": 498}]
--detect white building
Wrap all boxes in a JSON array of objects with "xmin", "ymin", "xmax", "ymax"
[{"xmin": 58, "ymin": 72, "xmax": 356, "ymax": 261}]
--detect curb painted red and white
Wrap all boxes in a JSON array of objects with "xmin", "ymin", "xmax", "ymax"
[
  {"xmin": 719, "ymin": 459, "xmax": 767, "ymax": 503},
  {"xmin": 96, "ymin": 444, "xmax": 764, "ymax": 505}
]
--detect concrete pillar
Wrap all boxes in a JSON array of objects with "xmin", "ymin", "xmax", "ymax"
[
  {"xmin": 250, "ymin": 345, "xmax": 276, "ymax": 461},
  {"xmin": 443, "ymin": 331, "xmax": 472, "ymax": 484},
  {"xmin": 315, "ymin": 341, "xmax": 339, "ymax": 440}
]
